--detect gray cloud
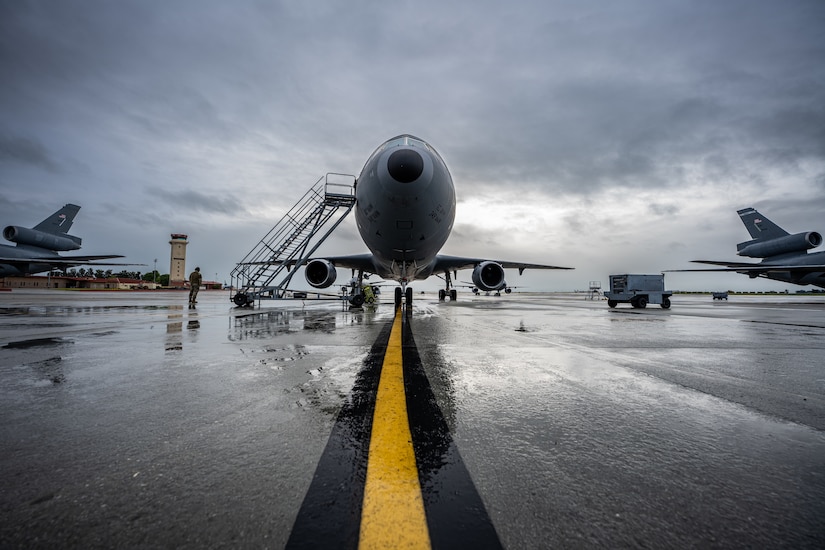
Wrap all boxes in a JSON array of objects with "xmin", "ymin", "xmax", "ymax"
[
  {"xmin": 0, "ymin": 135, "xmax": 60, "ymax": 173},
  {"xmin": 148, "ymin": 188, "xmax": 250, "ymax": 216}
]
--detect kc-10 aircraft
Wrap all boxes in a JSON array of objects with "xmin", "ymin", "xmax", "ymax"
[
  {"xmin": 239, "ymin": 134, "xmax": 572, "ymax": 307},
  {"xmin": 0, "ymin": 203, "xmax": 133, "ymax": 277},
  {"xmin": 670, "ymin": 207, "xmax": 825, "ymax": 289}
]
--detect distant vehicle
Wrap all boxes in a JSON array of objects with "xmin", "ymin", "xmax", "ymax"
[
  {"xmin": 605, "ymin": 274, "xmax": 672, "ymax": 309},
  {"xmin": 712, "ymin": 292, "xmax": 728, "ymax": 300},
  {"xmin": 0, "ymin": 204, "xmax": 134, "ymax": 277},
  {"xmin": 292, "ymin": 291, "xmax": 308, "ymax": 299},
  {"xmin": 670, "ymin": 207, "xmax": 825, "ymax": 289}
]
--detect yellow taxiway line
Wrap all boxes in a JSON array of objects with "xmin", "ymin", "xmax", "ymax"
[{"xmin": 359, "ymin": 308, "xmax": 431, "ymax": 549}]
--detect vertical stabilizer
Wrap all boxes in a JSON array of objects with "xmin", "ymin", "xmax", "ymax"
[
  {"xmin": 737, "ymin": 207, "xmax": 789, "ymax": 241},
  {"xmin": 33, "ymin": 204, "xmax": 81, "ymax": 235}
]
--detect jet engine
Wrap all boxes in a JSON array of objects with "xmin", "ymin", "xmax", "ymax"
[
  {"xmin": 3, "ymin": 226, "xmax": 82, "ymax": 251},
  {"xmin": 305, "ymin": 259, "xmax": 337, "ymax": 288},
  {"xmin": 472, "ymin": 261, "xmax": 506, "ymax": 292},
  {"xmin": 737, "ymin": 231, "xmax": 822, "ymax": 258}
]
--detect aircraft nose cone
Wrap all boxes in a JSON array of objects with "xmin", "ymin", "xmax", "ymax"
[{"xmin": 387, "ymin": 149, "xmax": 424, "ymax": 183}]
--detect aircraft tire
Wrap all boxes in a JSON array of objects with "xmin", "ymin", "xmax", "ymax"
[
  {"xmin": 438, "ymin": 290, "xmax": 446, "ymax": 301},
  {"xmin": 450, "ymin": 289, "xmax": 457, "ymax": 301},
  {"xmin": 405, "ymin": 287, "xmax": 413, "ymax": 306},
  {"xmin": 395, "ymin": 287, "xmax": 402, "ymax": 307}
]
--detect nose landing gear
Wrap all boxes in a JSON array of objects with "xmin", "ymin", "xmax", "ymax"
[{"xmin": 395, "ymin": 283, "xmax": 414, "ymax": 309}]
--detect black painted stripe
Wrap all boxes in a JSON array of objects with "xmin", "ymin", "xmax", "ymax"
[
  {"xmin": 402, "ymin": 317, "xmax": 503, "ymax": 549},
  {"xmin": 285, "ymin": 320, "xmax": 393, "ymax": 550},
  {"xmin": 287, "ymin": 312, "xmax": 502, "ymax": 549}
]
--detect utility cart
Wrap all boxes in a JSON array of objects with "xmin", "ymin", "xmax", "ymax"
[{"xmin": 605, "ymin": 274, "xmax": 672, "ymax": 309}]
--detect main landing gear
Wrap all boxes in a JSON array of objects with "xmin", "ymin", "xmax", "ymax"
[
  {"xmin": 438, "ymin": 270, "xmax": 458, "ymax": 302},
  {"xmin": 438, "ymin": 289, "xmax": 458, "ymax": 301}
]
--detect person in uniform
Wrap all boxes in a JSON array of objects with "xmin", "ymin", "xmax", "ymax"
[{"xmin": 189, "ymin": 267, "xmax": 202, "ymax": 304}]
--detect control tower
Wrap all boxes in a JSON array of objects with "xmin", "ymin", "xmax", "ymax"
[{"xmin": 169, "ymin": 234, "xmax": 189, "ymax": 287}]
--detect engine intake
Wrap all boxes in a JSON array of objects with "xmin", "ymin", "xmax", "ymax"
[
  {"xmin": 472, "ymin": 261, "xmax": 506, "ymax": 292},
  {"xmin": 3, "ymin": 226, "xmax": 82, "ymax": 251},
  {"xmin": 305, "ymin": 259, "xmax": 337, "ymax": 288},
  {"xmin": 737, "ymin": 231, "xmax": 822, "ymax": 258}
]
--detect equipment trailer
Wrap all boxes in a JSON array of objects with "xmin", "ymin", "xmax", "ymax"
[{"xmin": 605, "ymin": 274, "xmax": 672, "ymax": 309}]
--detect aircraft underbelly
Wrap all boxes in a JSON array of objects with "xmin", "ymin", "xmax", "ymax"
[{"xmin": 358, "ymin": 205, "xmax": 451, "ymax": 279}]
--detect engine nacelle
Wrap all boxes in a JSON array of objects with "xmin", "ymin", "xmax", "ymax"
[
  {"xmin": 737, "ymin": 231, "xmax": 822, "ymax": 258},
  {"xmin": 305, "ymin": 259, "xmax": 337, "ymax": 288},
  {"xmin": 472, "ymin": 261, "xmax": 506, "ymax": 292},
  {"xmin": 3, "ymin": 226, "xmax": 82, "ymax": 251}
]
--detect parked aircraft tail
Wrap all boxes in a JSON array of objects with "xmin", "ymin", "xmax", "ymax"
[
  {"xmin": 668, "ymin": 206, "xmax": 825, "ymax": 289},
  {"xmin": 737, "ymin": 207, "xmax": 789, "ymax": 242},
  {"xmin": 735, "ymin": 207, "xmax": 821, "ymax": 259},
  {"xmin": 33, "ymin": 203, "xmax": 81, "ymax": 235}
]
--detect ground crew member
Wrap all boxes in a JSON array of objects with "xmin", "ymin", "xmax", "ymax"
[
  {"xmin": 189, "ymin": 267, "xmax": 202, "ymax": 304},
  {"xmin": 362, "ymin": 284, "xmax": 375, "ymax": 304}
]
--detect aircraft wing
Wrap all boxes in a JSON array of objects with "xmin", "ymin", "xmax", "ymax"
[
  {"xmin": 306, "ymin": 254, "xmax": 377, "ymax": 272},
  {"xmin": 237, "ymin": 254, "xmax": 377, "ymax": 270},
  {"xmin": 432, "ymin": 254, "xmax": 573, "ymax": 274},
  {"xmin": 236, "ymin": 253, "xmax": 572, "ymax": 275},
  {"xmin": 667, "ymin": 261, "xmax": 825, "ymax": 273}
]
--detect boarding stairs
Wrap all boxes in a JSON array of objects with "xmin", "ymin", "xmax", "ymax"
[
  {"xmin": 586, "ymin": 281, "xmax": 602, "ymax": 300},
  {"xmin": 230, "ymin": 173, "xmax": 356, "ymax": 306}
]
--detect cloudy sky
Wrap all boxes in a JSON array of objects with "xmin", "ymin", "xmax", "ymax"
[{"xmin": 2, "ymin": 0, "xmax": 824, "ymax": 291}]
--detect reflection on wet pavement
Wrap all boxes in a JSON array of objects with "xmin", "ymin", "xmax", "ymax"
[
  {"xmin": 0, "ymin": 291, "xmax": 823, "ymax": 549},
  {"xmin": 2, "ymin": 337, "xmax": 73, "ymax": 349}
]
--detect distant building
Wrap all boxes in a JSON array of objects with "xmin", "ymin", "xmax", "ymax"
[
  {"xmin": 169, "ymin": 233, "xmax": 189, "ymax": 287},
  {"xmin": 1, "ymin": 275, "xmax": 160, "ymax": 290}
]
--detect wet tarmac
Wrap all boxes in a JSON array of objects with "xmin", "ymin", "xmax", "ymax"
[{"xmin": 1, "ymin": 289, "xmax": 824, "ymax": 548}]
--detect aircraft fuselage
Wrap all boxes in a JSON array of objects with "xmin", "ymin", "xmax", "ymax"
[
  {"xmin": 354, "ymin": 135, "xmax": 456, "ymax": 282},
  {"xmin": 755, "ymin": 250, "xmax": 825, "ymax": 287}
]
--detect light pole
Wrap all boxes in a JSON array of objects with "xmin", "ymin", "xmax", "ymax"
[{"xmin": 153, "ymin": 259, "xmax": 157, "ymax": 286}]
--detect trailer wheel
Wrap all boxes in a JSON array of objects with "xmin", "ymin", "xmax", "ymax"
[
  {"xmin": 607, "ymin": 300, "xmax": 617, "ymax": 308},
  {"xmin": 233, "ymin": 292, "xmax": 250, "ymax": 307},
  {"xmin": 635, "ymin": 296, "xmax": 647, "ymax": 309},
  {"xmin": 661, "ymin": 297, "xmax": 671, "ymax": 309}
]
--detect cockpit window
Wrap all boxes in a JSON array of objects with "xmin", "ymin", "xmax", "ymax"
[
  {"xmin": 384, "ymin": 137, "xmax": 407, "ymax": 149},
  {"xmin": 360, "ymin": 134, "xmax": 440, "ymax": 175},
  {"xmin": 381, "ymin": 135, "xmax": 430, "ymax": 152}
]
